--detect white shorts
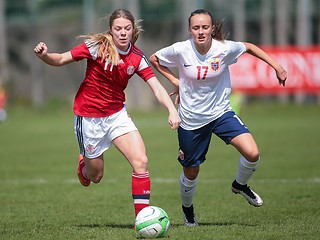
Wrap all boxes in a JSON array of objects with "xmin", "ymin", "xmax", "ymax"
[{"xmin": 74, "ymin": 107, "xmax": 138, "ymax": 159}]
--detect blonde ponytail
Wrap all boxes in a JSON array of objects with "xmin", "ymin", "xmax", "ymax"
[{"xmin": 77, "ymin": 32, "xmax": 119, "ymax": 69}]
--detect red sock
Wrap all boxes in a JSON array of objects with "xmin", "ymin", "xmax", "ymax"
[{"xmin": 132, "ymin": 171, "xmax": 150, "ymax": 216}]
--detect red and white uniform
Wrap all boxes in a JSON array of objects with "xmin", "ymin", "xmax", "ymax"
[{"xmin": 70, "ymin": 41, "xmax": 155, "ymax": 117}]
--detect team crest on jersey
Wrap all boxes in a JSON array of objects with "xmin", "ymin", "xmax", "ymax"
[
  {"xmin": 127, "ymin": 66, "xmax": 135, "ymax": 75},
  {"xmin": 210, "ymin": 58, "xmax": 220, "ymax": 71}
]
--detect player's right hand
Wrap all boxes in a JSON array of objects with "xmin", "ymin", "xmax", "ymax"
[{"xmin": 34, "ymin": 42, "xmax": 48, "ymax": 58}]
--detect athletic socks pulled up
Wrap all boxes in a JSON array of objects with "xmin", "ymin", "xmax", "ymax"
[
  {"xmin": 236, "ymin": 156, "xmax": 260, "ymax": 185},
  {"xmin": 180, "ymin": 172, "xmax": 197, "ymax": 208},
  {"xmin": 132, "ymin": 171, "xmax": 150, "ymax": 216}
]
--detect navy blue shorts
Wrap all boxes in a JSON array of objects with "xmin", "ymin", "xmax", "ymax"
[{"xmin": 177, "ymin": 111, "xmax": 250, "ymax": 167}]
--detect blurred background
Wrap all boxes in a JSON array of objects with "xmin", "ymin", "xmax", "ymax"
[{"xmin": 0, "ymin": 0, "xmax": 319, "ymax": 114}]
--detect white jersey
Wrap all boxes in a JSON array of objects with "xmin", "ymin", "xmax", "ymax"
[{"xmin": 155, "ymin": 38, "xmax": 246, "ymax": 130}]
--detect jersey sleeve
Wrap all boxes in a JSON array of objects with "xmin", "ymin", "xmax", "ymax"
[
  {"xmin": 155, "ymin": 44, "xmax": 178, "ymax": 68},
  {"xmin": 223, "ymin": 41, "xmax": 246, "ymax": 66},
  {"xmin": 70, "ymin": 42, "xmax": 96, "ymax": 62},
  {"xmin": 136, "ymin": 56, "xmax": 156, "ymax": 82}
]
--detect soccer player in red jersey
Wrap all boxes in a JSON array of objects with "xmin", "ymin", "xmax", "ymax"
[{"xmin": 34, "ymin": 9, "xmax": 181, "ymax": 219}]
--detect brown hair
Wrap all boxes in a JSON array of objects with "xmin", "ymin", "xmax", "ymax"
[
  {"xmin": 188, "ymin": 9, "xmax": 226, "ymax": 41},
  {"xmin": 77, "ymin": 9, "xmax": 143, "ymax": 68}
]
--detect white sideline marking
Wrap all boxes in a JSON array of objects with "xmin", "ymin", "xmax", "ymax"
[
  {"xmin": 3, "ymin": 177, "xmax": 320, "ymax": 185},
  {"xmin": 154, "ymin": 177, "xmax": 320, "ymax": 184}
]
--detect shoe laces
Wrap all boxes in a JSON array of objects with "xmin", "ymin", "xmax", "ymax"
[
  {"xmin": 242, "ymin": 185, "xmax": 256, "ymax": 199},
  {"xmin": 183, "ymin": 206, "xmax": 196, "ymax": 223}
]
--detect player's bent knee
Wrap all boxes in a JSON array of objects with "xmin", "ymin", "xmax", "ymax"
[
  {"xmin": 183, "ymin": 166, "xmax": 199, "ymax": 180},
  {"xmin": 91, "ymin": 176, "xmax": 102, "ymax": 183},
  {"xmin": 88, "ymin": 173, "xmax": 103, "ymax": 183},
  {"xmin": 132, "ymin": 156, "xmax": 148, "ymax": 173},
  {"xmin": 246, "ymin": 152, "xmax": 260, "ymax": 162}
]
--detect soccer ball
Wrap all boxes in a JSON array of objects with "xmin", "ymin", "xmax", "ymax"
[{"xmin": 135, "ymin": 206, "xmax": 170, "ymax": 238}]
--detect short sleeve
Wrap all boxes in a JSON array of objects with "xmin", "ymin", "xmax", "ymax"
[
  {"xmin": 223, "ymin": 41, "xmax": 246, "ymax": 66},
  {"xmin": 131, "ymin": 46, "xmax": 156, "ymax": 81},
  {"xmin": 70, "ymin": 43, "xmax": 94, "ymax": 62},
  {"xmin": 155, "ymin": 44, "xmax": 178, "ymax": 68},
  {"xmin": 136, "ymin": 56, "xmax": 155, "ymax": 81}
]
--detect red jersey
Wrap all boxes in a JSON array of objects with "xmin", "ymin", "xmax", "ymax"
[{"xmin": 70, "ymin": 42, "xmax": 155, "ymax": 117}]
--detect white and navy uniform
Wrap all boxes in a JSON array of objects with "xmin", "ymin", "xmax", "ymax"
[{"xmin": 155, "ymin": 38, "xmax": 250, "ymax": 167}]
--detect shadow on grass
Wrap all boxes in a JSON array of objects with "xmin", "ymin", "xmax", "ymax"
[
  {"xmin": 77, "ymin": 221, "xmax": 257, "ymax": 230},
  {"xmin": 171, "ymin": 221, "xmax": 258, "ymax": 227},
  {"xmin": 77, "ymin": 223, "xmax": 134, "ymax": 229}
]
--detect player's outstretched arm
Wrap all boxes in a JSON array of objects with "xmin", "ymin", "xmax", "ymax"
[
  {"xmin": 243, "ymin": 42, "xmax": 287, "ymax": 86},
  {"xmin": 34, "ymin": 42, "xmax": 74, "ymax": 66}
]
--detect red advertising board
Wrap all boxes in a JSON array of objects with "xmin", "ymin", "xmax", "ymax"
[{"xmin": 229, "ymin": 46, "xmax": 320, "ymax": 94}]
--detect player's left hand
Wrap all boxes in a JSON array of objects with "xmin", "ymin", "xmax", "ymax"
[
  {"xmin": 170, "ymin": 86, "xmax": 180, "ymax": 104},
  {"xmin": 276, "ymin": 66, "xmax": 287, "ymax": 86}
]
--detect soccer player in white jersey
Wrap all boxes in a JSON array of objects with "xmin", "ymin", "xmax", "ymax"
[
  {"xmin": 150, "ymin": 9, "xmax": 287, "ymax": 226},
  {"xmin": 34, "ymin": 9, "xmax": 181, "ymax": 222}
]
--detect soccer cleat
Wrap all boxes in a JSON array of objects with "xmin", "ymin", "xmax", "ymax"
[
  {"xmin": 77, "ymin": 154, "xmax": 90, "ymax": 187},
  {"xmin": 231, "ymin": 180, "xmax": 263, "ymax": 207},
  {"xmin": 182, "ymin": 205, "xmax": 198, "ymax": 227}
]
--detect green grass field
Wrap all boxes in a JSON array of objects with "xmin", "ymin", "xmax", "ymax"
[{"xmin": 1, "ymin": 103, "xmax": 320, "ymax": 240}]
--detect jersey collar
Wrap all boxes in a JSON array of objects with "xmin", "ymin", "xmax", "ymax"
[{"xmin": 115, "ymin": 42, "xmax": 132, "ymax": 55}]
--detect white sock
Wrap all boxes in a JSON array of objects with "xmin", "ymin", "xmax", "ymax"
[
  {"xmin": 236, "ymin": 156, "xmax": 260, "ymax": 185},
  {"xmin": 180, "ymin": 172, "xmax": 197, "ymax": 208}
]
